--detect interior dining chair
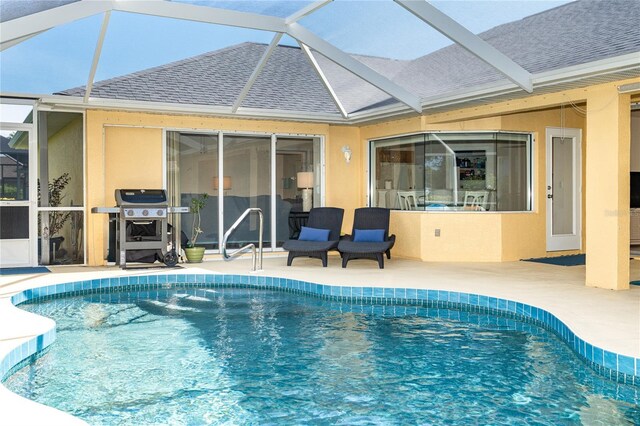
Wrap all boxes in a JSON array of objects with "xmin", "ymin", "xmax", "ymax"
[
  {"xmin": 463, "ymin": 190, "xmax": 489, "ymax": 211},
  {"xmin": 396, "ymin": 191, "xmax": 417, "ymax": 210}
]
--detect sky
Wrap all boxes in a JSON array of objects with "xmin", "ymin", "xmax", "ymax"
[{"xmin": 0, "ymin": 0, "xmax": 571, "ymax": 95}]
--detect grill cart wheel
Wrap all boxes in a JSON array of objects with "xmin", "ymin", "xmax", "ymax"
[{"xmin": 163, "ymin": 249, "xmax": 178, "ymax": 267}]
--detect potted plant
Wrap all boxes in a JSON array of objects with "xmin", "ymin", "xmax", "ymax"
[
  {"xmin": 184, "ymin": 193, "xmax": 208, "ymax": 263},
  {"xmin": 38, "ymin": 173, "xmax": 72, "ymax": 263}
]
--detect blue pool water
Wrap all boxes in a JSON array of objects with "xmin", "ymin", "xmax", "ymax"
[{"xmin": 4, "ymin": 287, "xmax": 640, "ymax": 425}]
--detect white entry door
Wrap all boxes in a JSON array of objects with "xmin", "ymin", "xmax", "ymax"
[
  {"xmin": 546, "ymin": 127, "xmax": 582, "ymax": 251},
  {"xmin": 0, "ymin": 126, "xmax": 35, "ymax": 267}
]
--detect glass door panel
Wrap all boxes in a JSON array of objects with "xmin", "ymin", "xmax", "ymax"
[
  {"xmin": 37, "ymin": 111, "xmax": 85, "ymax": 265},
  {"xmin": 223, "ymin": 135, "xmax": 271, "ymax": 249},
  {"xmin": 551, "ymin": 137, "xmax": 574, "ymax": 235},
  {"xmin": 276, "ymin": 137, "xmax": 319, "ymax": 244},
  {"xmin": 168, "ymin": 132, "xmax": 219, "ymax": 250},
  {"xmin": 167, "ymin": 131, "xmax": 323, "ymax": 252},
  {"xmin": 0, "ymin": 130, "xmax": 29, "ymax": 200},
  {"xmin": 546, "ymin": 128, "xmax": 582, "ymax": 251},
  {"xmin": 0, "ymin": 128, "xmax": 32, "ymax": 266}
]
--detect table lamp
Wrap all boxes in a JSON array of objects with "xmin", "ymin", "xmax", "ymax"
[
  {"xmin": 213, "ymin": 176, "xmax": 232, "ymax": 191},
  {"xmin": 297, "ymin": 171, "xmax": 314, "ymax": 212}
]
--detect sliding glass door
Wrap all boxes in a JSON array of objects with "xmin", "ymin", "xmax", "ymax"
[
  {"xmin": 167, "ymin": 131, "xmax": 322, "ymax": 252},
  {"xmin": 275, "ymin": 137, "xmax": 320, "ymax": 244},
  {"xmin": 167, "ymin": 132, "xmax": 219, "ymax": 250},
  {"xmin": 222, "ymin": 134, "xmax": 272, "ymax": 249}
]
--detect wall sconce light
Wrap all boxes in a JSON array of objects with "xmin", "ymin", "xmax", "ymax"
[
  {"xmin": 342, "ymin": 145, "xmax": 352, "ymax": 163},
  {"xmin": 297, "ymin": 171, "xmax": 314, "ymax": 212}
]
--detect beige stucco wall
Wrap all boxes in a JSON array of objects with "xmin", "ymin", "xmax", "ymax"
[
  {"xmin": 585, "ymin": 86, "xmax": 631, "ymax": 290},
  {"xmin": 82, "ymin": 77, "xmax": 639, "ymax": 272},
  {"xmin": 359, "ymin": 103, "xmax": 586, "ymax": 262},
  {"xmin": 324, "ymin": 125, "xmax": 363, "ymax": 233},
  {"xmin": 104, "ymin": 126, "xmax": 165, "ymax": 203},
  {"xmin": 85, "ymin": 110, "xmax": 362, "ymax": 265}
]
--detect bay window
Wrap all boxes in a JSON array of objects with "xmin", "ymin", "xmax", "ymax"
[{"xmin": 370, "ymin": 132, "xmax": 532, "ymax": 212}]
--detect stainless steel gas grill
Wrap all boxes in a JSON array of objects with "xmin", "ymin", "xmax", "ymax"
[{"xmin": 92, "ymin": 189, "xmax": 189, "ymax": 269}]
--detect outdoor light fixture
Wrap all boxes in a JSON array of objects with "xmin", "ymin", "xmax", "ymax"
[
  {"xmin": 297, "ymin": 171, "xmax": 314, "ymax": 212},
  {"xmin": 213, "ymin": 176, "xmax": 232, "ymax": 191},
  {"xmin": 342, "ymin": 145, "xmax": 352, "ymax": 163},
  {"xmin": 618, "ymin": 82, "xmax": 640, "ymax": 94}
]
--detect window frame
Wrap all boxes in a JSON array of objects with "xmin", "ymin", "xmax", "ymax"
[
  {"xmin": 165, "ymin": 128, "xmax": 325, "ymax": 253},
  {"xmin": 368, "ymin": 130, "xmax": 534, "ymax": 213}
]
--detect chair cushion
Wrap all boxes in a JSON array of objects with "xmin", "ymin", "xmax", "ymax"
[
  {"xmin": 299, "ymin": 226, "xmax": 330, "ymax": 242},
  {"xmin": 338, "ymin": 239, "xmax": 394, "ymax": 254},
  {"xmin": 283, "ymin": 239, "xmax": 339, "ymax": 252},
  {"xmin": 353, "ymin": 229, "xmax": 385, "ymax": 242}
]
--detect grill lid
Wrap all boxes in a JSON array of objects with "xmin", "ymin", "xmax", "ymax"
[{"xmin": 115, "ymin": 189, "xmax": 168, "ymax": 206}]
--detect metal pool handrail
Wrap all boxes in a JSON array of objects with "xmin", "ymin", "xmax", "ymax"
[{"xmin": 221, "ymin": 207, "xmax": 263, "ymax": 272}]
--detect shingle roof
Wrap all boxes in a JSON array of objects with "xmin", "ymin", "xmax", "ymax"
[
  {"xmin": 57, "ymin": 0, "xmax": 640, "ymax": 116},
  {"xmin": 392, "ymin": 0, "xmax": 640, "ymax": 100},
  {"xmin": 315, "ymin": 53, "xmax": 411, "ymax": 115},
  {"xmin": 60, "ymin": 43, "xmax": 340, "ymax": 114}
]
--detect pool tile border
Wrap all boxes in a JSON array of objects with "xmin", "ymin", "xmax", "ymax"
[{"xmin": 2, "ymin": 273, "xmax": 639, "ymax": 386}]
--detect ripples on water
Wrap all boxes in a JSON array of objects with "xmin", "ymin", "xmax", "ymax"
[{"xmin": 5, "ymin": 288, "xmax": 640, "ymax": 425}]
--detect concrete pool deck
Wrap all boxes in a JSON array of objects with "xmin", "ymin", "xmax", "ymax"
[{"xmin": 1, "ymin": 256, "xmax": 639, "ymax": 424}]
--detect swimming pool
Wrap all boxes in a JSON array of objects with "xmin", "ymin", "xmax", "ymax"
[{"xmin": 4, "ymin": 285, "xmax": 640, "ymax": 425}]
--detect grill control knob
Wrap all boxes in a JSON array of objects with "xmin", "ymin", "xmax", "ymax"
[
  {"xmin": 142, "ymin": 209, "xmax": 149, "ymax": 216},
  {"xmin": 127, "ymin": 209, "xmax": 134, "ymax": 216},
  {"xmin": 157, "ymin": 209, "xmax": 163, "ymax": 216}
]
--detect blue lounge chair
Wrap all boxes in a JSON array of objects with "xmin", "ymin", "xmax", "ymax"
[
  {"xmin": 338, "ymin": 207, "xmax": 395, "ymax": 269},
  {"xmin": 282, "ymin": 207, "xmax": 344, "ymax": 267}
]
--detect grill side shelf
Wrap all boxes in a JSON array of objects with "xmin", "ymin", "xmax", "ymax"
[{"xmin": 91, "ymin": 207, "xmax": 189, "ymax": 214}]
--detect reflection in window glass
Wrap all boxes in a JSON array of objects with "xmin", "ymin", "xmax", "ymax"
[
  {"xmin": 38, "ymin": 211, "xmax": 84, "ymax": 265},
  {"xmin": 371, "ymin": 134, "xmax": 425, "ymax": 210},
  {"xmin": 276, "ymin": 137, "xmax": 320, "ymax": 243},
  {"xmin": 0, "ymin": 103, "xmax": 33, "ymax": 124},
  {"xmin": 223, "ymin": 135, "xmax": 272, "ymax": 249},
  {"xmin": 0, "ymin": 130, "xmax": 29, "ymax": 201},
  {"xmin": 371, "ymin": 132, "xmax": 531, "ymax": 212},
  {"xmin": 167, "ymin": 132, "xmax": 219, "ymax": 250}
]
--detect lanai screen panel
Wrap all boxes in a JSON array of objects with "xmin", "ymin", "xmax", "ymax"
[
  {"xmin": 171, "ymin": 0, "xmax": 315, "ymax": 17},
  {"xmin": 0, "ymin": 0, "xmax": 80, "ymax": 23},
  {"xmin": 0, "ymin": 13, "xmax": 101, "ymax": 94},
  {"xmin": 56, "ymin": 13, "xmax": 279, "ymax": 106}
]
